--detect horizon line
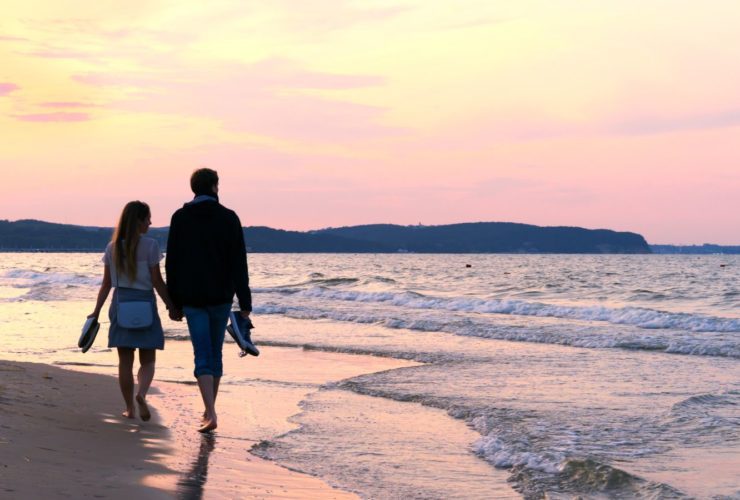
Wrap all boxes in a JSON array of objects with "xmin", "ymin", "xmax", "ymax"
[{"xmin": 3, "ymin": 217, "xmax": 739, "ymax": 247}]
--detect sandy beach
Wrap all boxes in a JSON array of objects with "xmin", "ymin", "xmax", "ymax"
[
  {"xmin": 0, "ymin": 345, "xmax": 416, "ymax": 499},
  {"xmin": 1, "ymin": 360, "xmax": 172, "ymax": 498}
]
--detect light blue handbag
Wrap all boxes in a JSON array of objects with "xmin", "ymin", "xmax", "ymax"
[{"xmin": 116, "ymin": 291, "xmax": 153, "ymax": 330}]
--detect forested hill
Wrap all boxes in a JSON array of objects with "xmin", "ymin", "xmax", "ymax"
[
  {"xmin": 0, "ymin": 219, "xmax": 651, "ymax": 253},
  {"xmin": 313, "ymin": 223, "xmax": 650, "ymax": 253}
]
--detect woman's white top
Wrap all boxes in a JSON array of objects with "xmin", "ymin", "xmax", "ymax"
[{"xmin": 103, "ymin": 237, "xmax": 163, "ymax": 290}]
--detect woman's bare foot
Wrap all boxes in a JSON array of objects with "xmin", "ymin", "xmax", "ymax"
[
  {"xmin": 122, "ymin": 408, "xmax": 135, "ymax": 419},
  {"xmin": 198, "ymin": 418, "xmax": 217, "ymax": 433},
  {"xmin": 135, "ymin": 394, "xmax": 151, "ymax": 422}
]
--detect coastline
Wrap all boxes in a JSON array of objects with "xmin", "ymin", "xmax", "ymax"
[
  {"xmin": 2, "ymin": 252, "xmax": 737, "ymax": 498},
  {"xmin": 0, "ymin": 345, "xmax": 418, "ymax": 498}
]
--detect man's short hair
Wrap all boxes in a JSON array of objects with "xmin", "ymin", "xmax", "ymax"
[{"xmin": 191, "ymin": 168, "xmax": 219, "ymax": 196}]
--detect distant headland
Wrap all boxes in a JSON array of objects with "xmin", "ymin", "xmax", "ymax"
[{"xmin": 0, "ymin": 219, "xmax": 659, "ymax": 253}]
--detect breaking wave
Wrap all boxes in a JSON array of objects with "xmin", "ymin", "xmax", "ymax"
[
  {"xmin": 252, "ymin": 302, "xmax": 740, "ymax": 358},
  {"xmin": 256, "ymin": 286, "xmax": 740, "ymax": 333}
]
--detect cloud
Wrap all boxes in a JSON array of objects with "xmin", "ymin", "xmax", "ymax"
[
  {"xmin": 0, "ymin": 35, "xmax": 28, "ymax": 42},
  {"xmin": 74, "ymin": 58, "xmax": 383, "ymax": 90},
  {"xmin": 15, "ymin": 17, "xmax": 195, "ymax": 65},
  {"xmin": 14, "ymin": 112, "xmax": 90, "ymax": 122},
  {"xmin": 610, "ymin": 109, "xmax": 740, "ymax": 135},
  {"xmin": 258, "ymin": 0, "xmax": 409, "ymax": 35},
  {"xmin": 73, "ymin": 58, "xmax": 397, "ymax": 142},
  {"xmin": 0, "ymin": 83, "xmax": 20, "ymax": 96},
  {"xmin": 40, "ymin": 101, "xmax": 98, "ymax": 108},
  {"xmin": 25, "ymin": 18, "xmax": 197, "ymax": 45},
  {"xmin": 18, "ymin": 48, "xmax": 103, "ymax": 62},
  {"xmin": 72, "ymin": 73, "xmax": 160, "ymax": 87}
]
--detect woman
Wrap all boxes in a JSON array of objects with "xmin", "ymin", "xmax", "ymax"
[{"xmin": 89, "ymin": 201, "xmax": 175, "ymax": 421}]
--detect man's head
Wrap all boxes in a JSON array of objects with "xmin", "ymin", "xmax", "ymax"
[{"xmin": 190, "ymin": 168, "xmax": 219, "ymax": 196}]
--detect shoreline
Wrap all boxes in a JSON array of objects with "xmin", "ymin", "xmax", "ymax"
[{"xmin": 0, "ymin": 345, "xmax": 418, "ymax": 498}]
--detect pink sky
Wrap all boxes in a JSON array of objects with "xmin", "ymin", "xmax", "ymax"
[{"xmin": 1, "ymin": 1, "xmax": 739, "ymax": 244}]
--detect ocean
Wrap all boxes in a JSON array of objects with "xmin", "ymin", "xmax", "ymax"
[{"xmin": 1, "ymin": 253, "xmax": 738, "ymax": 498}]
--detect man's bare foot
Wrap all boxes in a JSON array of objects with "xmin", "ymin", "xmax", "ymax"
[
  {"xmin": 198, "ymin": 418, "xmax": 217, "ymax": 433},
  {"xmin": 122, "ymin": 408, "xmax": 135, "ymax": 419},
  {"xmin": 135, "ymin": 394, "xmax": 151, "ymax": 422}
]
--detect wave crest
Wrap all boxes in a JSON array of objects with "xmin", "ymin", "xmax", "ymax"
[{"xmin": 256, "ymin": 286, "xmax": 740, "ymax": 333}]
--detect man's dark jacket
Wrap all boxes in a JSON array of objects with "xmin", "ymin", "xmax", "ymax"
[{"xmin": 166, "ymin": 199, "xmax": 252, "ymax": 312}]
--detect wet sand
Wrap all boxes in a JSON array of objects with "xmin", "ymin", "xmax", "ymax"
[{"xmin": 0, "ymin": 346, "xmax": 417, "ymax": 499}]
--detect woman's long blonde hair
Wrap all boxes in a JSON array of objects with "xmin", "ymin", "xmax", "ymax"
[{"xmin": 111, "ymin": 201, "xmax": 150, "ymax": 282}]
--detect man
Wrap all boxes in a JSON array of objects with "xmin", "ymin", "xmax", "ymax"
[{"xmin": 166, "ymin": 168, "xmax": 252, "ymax": 433}]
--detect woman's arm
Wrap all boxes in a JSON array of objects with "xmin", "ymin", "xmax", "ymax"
[
  {"xmin": 88, "ymin": 264, "xmax": 112, "ymax": 319},
  {"xmin": 151, "ymin": 264, "xmax": 181, "ymax": 320}
]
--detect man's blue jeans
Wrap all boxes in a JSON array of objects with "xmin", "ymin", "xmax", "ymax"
[{"xmin": 183, "ymin": 303, "xmax": 231, "ymax": 378}]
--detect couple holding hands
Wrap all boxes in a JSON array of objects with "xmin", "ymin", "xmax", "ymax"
[{"xmin": 88, "ymin": 168, "xmax": 251, "ymax": 433}]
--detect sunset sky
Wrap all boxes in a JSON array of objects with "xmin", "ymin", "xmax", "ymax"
[{"xmin": 1, "ymin": 1, "xmax": 739, "ymax": 244}]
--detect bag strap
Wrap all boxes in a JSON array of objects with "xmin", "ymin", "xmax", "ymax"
[{"xmin": 111, "ymin": 262, "xmax": 118, "ymax": 288}]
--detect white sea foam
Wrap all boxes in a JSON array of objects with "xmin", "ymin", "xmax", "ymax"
[
  {"xmin": 1, "ymin": 268, "xmax": 100, "ymax": 288},
  {"xmin": 0, "ymin": 268, "xmax": 101, "ymax": 301},
  {"xmin": 253, "ymin": 302, "xmax": 740, "ymax": 358},
  {"xmin": 266, "ymin": 287, "xmax": 740, "ymax": 333},
  {"xmin": 472, "ymin": 431, "xmax": 562, "ymax": 473}
]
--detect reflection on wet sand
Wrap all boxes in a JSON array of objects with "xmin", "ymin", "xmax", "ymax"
[{"xmin": 176, "ymin": 433, "xmax": 215, "ymax": 500}]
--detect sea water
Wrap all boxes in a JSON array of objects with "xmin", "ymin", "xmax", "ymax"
[{"xmin": 1, "ymin": 253, "xmax": 738, "ymax": 498}]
